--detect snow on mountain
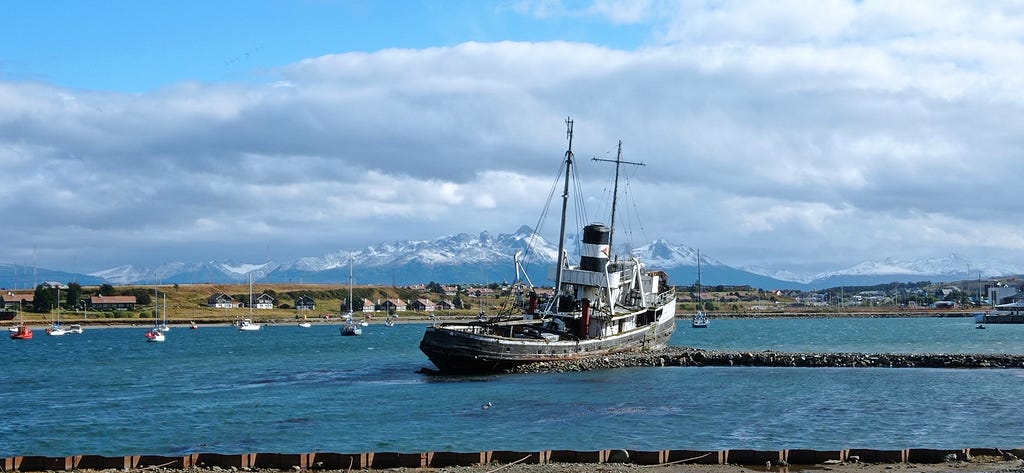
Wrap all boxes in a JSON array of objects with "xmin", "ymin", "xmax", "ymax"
[
  {"xmin": 813, "ymin": 254, "xmax": 1004, "ymax": 280},
  {"xmin": 624, "ymin": 239, "xmax": 723, "ymax": 268},
  {"xmin": 83, "ymin": 228, "xmax": 1024, "ymax": 288}
]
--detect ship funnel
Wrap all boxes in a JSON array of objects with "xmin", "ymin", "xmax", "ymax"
[{"xmin": 580, "ymin": 224, "xmax": 610, "ymax": 272}]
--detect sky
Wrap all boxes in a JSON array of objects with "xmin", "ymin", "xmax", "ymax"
[{"xmin": 2, "ymin": 0, "xmax": 1023, "ymax": 278}]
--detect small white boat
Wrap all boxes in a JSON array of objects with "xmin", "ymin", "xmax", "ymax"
[
  {"xmin": 8, "ymin": 325, "xmax": 19, "ymax": 333},
  {"xmin": 189, "ymin": 321, "xmax": 199, "ymax": 329},
  {"xmin": 238, "ymin": 318, "xmax": 262, "ymax": 331},
  {"xmin": 145, "ymin": 328, "xmax": 165, "ymax": 342},
  {"xmin": 46, "ymin": 323, "xmax": 67, "ymax": 336},
  {"xmin": 67, "ymin": 324, "xmax": 84, "ymax": 334},
  {"xmin": 384, "ymin": 317, "xmax": 395, "ymax": 327},
  {"xmin": 298, "ymin": 322, "xmax": 312, "ymax": 328}
]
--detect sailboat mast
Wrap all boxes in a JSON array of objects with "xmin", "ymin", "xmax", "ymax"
[
  {"xmin": 552, "ymin": 117, "xmax": 574, "ymax": 305},
  {"xmin": 697, "ymin": 249, "xmax": 702, "ymax": 307},
  {"xmin": 592, "ymin": 141, "xmax": 643, "ymax": 256},
  {"xmin": 348, "ymin": 254, "xmax": 354, "ymax": 313}
]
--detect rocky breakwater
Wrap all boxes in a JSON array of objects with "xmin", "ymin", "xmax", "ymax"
[{"xmin": 509, "ymin": 347, "xmax": 1024, "ymax": 374}]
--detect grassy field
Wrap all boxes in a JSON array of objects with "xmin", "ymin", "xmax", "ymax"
[
  {"xmin": 3, "ymin": 283, "xmax": 973, "ymax": 327},
  {"xmin": 4, "ymin": 283, "xmax": 503, "ymax": 326}
]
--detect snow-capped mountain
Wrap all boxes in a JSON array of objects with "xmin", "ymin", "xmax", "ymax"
[
  {"xmin": 743, "ymin": 254, "xmax": 1024, "ymax": 288},
  {"xmin": 92, "ymin": 261, "xmax": 276, "ymax": 285},
  {"xmin": 7, "ymin": 228, "xmax": 1022, "ymax": 290}
]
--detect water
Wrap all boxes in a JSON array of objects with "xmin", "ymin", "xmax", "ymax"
[{"xmin": 2, "ymin": 317, "xmax": 1023, "ymax": 457}]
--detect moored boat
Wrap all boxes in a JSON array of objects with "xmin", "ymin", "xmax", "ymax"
[
  {"xmin": 340, "ymin": 315, "xmax": 362, "ymax": 336},
  {"xmin": 419, "ymin": 119, "xmax": 676, "ymax": 374},
  {"xmin": 9, "ymin": 323, "xmax": 33, "ymax": 340},
  {"xmin": 67, "ymin": 324, "xmax": 84, "ymax": 334},
  {"xmin": 144, "ymin": 328, "xmax": 165, "ymax": 342}
]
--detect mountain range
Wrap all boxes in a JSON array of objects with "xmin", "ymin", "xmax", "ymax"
[{"xmin": 2, "ymin": 226, "xmax": 1021, "ymax": 291}]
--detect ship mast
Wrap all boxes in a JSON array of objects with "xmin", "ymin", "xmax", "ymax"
[
  {"xmin": 552, "ymin": 117, "xmax": 574, "ymax": 307},
  {"xmin": 592, "ymin": 140, "xmax": 643, "ymax": 255}
]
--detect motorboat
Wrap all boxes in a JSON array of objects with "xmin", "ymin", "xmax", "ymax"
[
  {"xmin": 67, "ymin": 324, "xmax": 84, "ymax": 334},
  {"xmin": 9, "ymin": 323, "xmax": 32, "ymax": 340}
]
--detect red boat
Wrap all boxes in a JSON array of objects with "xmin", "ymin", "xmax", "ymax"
[{"xmin": 9, "ymin": 323, "xmax": 33, "ymax": 340}]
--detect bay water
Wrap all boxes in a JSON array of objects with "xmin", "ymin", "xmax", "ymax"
[{"xmin": 2, "ymin": 317, "xmax": 1023, "ymax": 457}]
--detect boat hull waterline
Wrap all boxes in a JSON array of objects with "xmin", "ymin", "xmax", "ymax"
[{"xmin": 421, "ymin": 302, "xmax": 675, "ymax": 374}]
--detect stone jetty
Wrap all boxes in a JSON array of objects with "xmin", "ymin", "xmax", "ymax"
[{"xmin": 509, "ymin": 347, "xmax": 1024, "ymax": 373}]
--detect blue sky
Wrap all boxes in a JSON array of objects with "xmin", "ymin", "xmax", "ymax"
[
  {"xmin": 1, "ymin": 1, "xmax": 649, "ymax": 91},
  {"xmin": 2, "ymin": 0, "xmax": 1024, "ymax": 281}
]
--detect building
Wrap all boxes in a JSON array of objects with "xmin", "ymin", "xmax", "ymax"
[
  {"xmin": 409, "ymin": 298, "xmax": 436, "ymax": 312},
  {"xmin": 1, "ymin": 292, "xmax": 34, "ymax": 310},
  {"xmin": 207, "ymin": 292, "xmax": 236, "ymax": 308},
  {"xmin": 375, "ymin": 298, "xmax": 407, "ymax": 313},
  {"xmin": 254, "ymin": 292, "xmax": 275, "ymax": 309},
  {"xmin": 436, "ymin": 300, "xmax": 454, "ymax": 311},
  {"xmin": 295, "ymin": 295, "xmax": 315, "ymax": 311},
  {"xmin": 361, "ymin": 298, "xmax": 375, "ymax": 313},
  {"xmin": 89, "ymin": 295, "xmax": 137, "ymax": 311}
]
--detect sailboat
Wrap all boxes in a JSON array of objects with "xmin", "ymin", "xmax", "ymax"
[
  {"xmin": 691, "ymin": 249, "xmax": 709, "ymax": 328},
  {"xmin": 419, "ymin": 118, "xmax": 677, "ymax": 374},
  {"xmin": 145, "ymin": 289, "xmax": 166, "ymax": 341},
  {"xmin": 340, "ymin": 255, "xmax": 362, "ymax": 336},
  {"xmin": 238, "ymin": 274, "xmax": 263, "ymax": 331},
  {"xmin": 46, "ymin": 286, "xmax": 67, "ymax": 336},
  {"xmin": 155, "ymin": 291, "xmax": 170, "ymax": 332}
]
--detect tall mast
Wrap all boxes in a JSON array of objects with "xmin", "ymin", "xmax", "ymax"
[
  {"xmin": 592, "ymin": 140, "xmax": 643, "ymax": 254},
  {"xmin": 552, "ymin": 117, "xmax": 574, "ymax": 303},
  {"xmin": 348, "ymin": 254, "xmax": 354, "ymax": 314}
]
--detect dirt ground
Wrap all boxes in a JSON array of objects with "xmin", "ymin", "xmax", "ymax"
[{"xmin": 319, "ymin": 458, "xmax": 1024, "ymax": 473}]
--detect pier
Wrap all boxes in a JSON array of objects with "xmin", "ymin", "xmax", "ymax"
[{"xmin": 508, "ymin": 346, "xmax": 1024, "ymax": 373}]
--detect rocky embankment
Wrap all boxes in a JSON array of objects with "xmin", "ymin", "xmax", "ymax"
[{"xmin": 510, "ymin": 347, "xmax": 1024, "ymax": 373}]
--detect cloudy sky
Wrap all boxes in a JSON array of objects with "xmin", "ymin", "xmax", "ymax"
[{"xmin": 2, "ymin": 0, "xmax": 1023, "ymax": 277}]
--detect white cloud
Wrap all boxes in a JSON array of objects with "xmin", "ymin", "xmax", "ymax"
[{"xmin": 1, "ymin": 1, "xmax": 1023, "ymax": 277}]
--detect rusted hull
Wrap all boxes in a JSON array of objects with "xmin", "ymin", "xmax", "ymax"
[{"xmin": 420, "ymin": 306, "xmax": 676, "ymax": 374}]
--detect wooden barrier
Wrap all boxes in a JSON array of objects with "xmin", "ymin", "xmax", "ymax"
[
  {"xmin": 724, "ymin": 449, "xmax": 784, "ymax": 465},
  {"xmin": 429, "ymin": 451, "xmax": 487, "ymax": 467},
  {"xmin": 847, "ymin": 448, "xmax": 908, "ymax": 463},
  {"xmin": 490, "ymin": 450, "xmax": 547, "ymax": 465},
  {"xmin": 906, "ymin": 448, "xmax": 965, "ymax": 463},
  {"xmin": 0, "ymin": 446, "xmax": 1013, "ymax": 471},
  {"xmin": 627, "ymin": 449, "xmax": 668, "ymax": 465},
  {"xmin": 549, "ymin": 449, "xmax": 607, "ymax": 463},
  {"xmin": 784, "ymin": 449, "xmax": 846, "ymax": 464},
  {"xmin": 365, "ymin": 451, "xmax": 428, "ymax": 469},
  {"xmin": 665, "ymin": 449, "xmax": 724, "ymax": 464}
]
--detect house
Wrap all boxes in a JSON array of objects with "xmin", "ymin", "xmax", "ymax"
[
  {"xmin": 40, "ymin": 281, "xmax": 67, "ymax": 290},
  {"xmin": 207, "ymin": 292, "xmax": 235, "ymax": 308},
  {"xmin": 375, "ymin": 298, "xmax": 407, "ymax": 313},
  {"xmin": 295, "ymin": 295, "xmax": 315, "ymax": 311},
  {"xmin": 254, "ymin": 292, "xmax": 275, "ymax": 309},
  {"xmin": 361, "ymin": 298, "xmax": 375, "ymax": 313},
  {"xmin": 1, "ymin": 292, "xmax": 34, "ymax": 310},
  {"xmin": 89, "ymin": 295, "xmax": 137, "ymax": 311},
  {"xmin": 409, "ymin": 298, "xmax": 436, "ymax": 312},
  {"xmin": 436, "ymin": 300, "xmax": 454, "ymax": 311}
]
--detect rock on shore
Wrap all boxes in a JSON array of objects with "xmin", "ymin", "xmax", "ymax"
[{"xmin": 509, "ymin": 347, "xmax": 1024, "ymax": 373}]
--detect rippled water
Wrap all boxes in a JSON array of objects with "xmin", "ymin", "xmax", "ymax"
[{"xmin": 2, "ymin": 317, "xmax": 1022, "ymax": 457}]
